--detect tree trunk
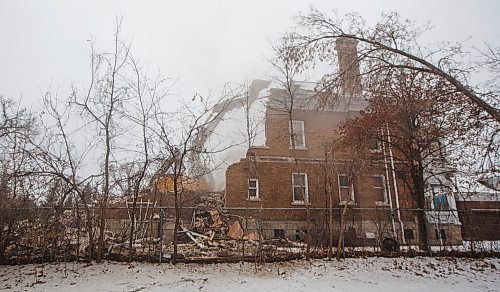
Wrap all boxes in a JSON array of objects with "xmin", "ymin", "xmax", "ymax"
[
  {"xmin": 97, "ymin": 122, "xmax": 112, "ymax": 262},
  {"xmin": 128, "ymin": 201, "xmax": 137, "ymax": 263},
  {"xmin": 0, "ymin": 221, "xmax": 14, "ymax": 265},
  {"xmin": 172, "ymin": 179, "xmax": 180, "ymax": 265},
  {"xmin": 0, "ymin": 244, "xmax": 5, "ymax": 265},
  {"xmin": 86, "ymin": 207, "xmax": 94, "ymax": 262},
  {"xmin": 336, "ymin": 199, "xmax": 350, "ymax": 261},
  {"xmin": 414, "ymin": 162, "xmax": 429, "ymax": 252},
  {"xmin": 0, "ymin": 235, "xmax": 8, "ymax": 265},
  {"xmin": 305, "ymin": 202, "xmax": 312, "ymax": 260},
  {"xmin": 328, "ymin": 183, "xmax": 333, "ymax": 260},
  {"xmin": 96, "ymin": 204, "xmax": 105, "ymax": 262}
]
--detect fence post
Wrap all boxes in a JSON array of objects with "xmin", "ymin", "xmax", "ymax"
[{"xmin": 159, "ymin": 208, "xmax": 164, "ymax": 264}]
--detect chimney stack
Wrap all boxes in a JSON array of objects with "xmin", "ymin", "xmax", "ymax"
[{"xmin": 334, "ymin": 38, "xmax": 362, "ymax": 96}]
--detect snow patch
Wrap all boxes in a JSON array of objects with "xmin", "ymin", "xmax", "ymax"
[{"xmin": 1, "ymin": 257, "xmax": 499, "ymax": 291}]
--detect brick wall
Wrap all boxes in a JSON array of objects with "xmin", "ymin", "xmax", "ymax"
[
  {"xmin": 224, "ymin": 89, "xmax": 463, "ymax": 247},
  {"xmin": 226, "ymin": 158, "xmax": 415, "ymax": 212},
  {"xmin": 456, "ymin": 200, "xmax": 500, "ymax": 240}
]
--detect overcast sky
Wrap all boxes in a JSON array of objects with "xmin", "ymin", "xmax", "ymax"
[{"xmin": 1, "ymin": 0, "xmax": 499, "ymax": 109}]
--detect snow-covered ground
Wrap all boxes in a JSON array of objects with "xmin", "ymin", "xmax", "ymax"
[{"xmin": 1, "ymin": 257, "xmax": 499, "ymax": 291}]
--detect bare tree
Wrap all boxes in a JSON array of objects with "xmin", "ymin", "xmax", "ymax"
[
  {"xmin": 0, "ymin": 97, "xmax": 34, "ymax": 139},
  {"xmin": 331, "ymin": 132, "xmax": 371, "ymax": 260},
  {"xmin": 28, "ymin": 91, "xmax": 101, "ymax": 262},
  {"xmin": 337, "ymin": 69, "xmax": 480, "ymax": 251},
  {"xmin": 291, "ymin": 9, "xmax": 499, "ymax": 122},
  {"xmin": 119, "ymin": 53, "xmax": 170, "ymax": 262},
  {"xmin": 323, "ymin": 144, "xmax": 335, "ymax": 259},
  {"xmin": 0, "ymin": 96, "xmax": 37, "ymax": 264},
  {"xmin": 70, "ymin": 19, "xmax": 131, "ymax": 262},
  {"xmin": 152, "ymin": 87, "xmax": 237, "ymax": 264},
  {"xmin": 238, "ymin": 80, "xmax": 271, "ymax": 262},
  {"xmin": 268, "ymin": 38, "xmax": 314, "ymax": 259}
]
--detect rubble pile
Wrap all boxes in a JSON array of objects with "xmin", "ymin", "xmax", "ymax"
[
  {"xmin": 4, "ymin": 212, "xmax": 88, "ymax": 264},
  {"xmin": 195, "ymin": 192, "xmax": 225, "ymax": 210},
  {"xmin": 166, "ymin": 208, "xmax": 302, "ymax": 263},
  {"xmin": 191, "ymin": 209, "xmax": 227, "ymax": 238},
  {"xmin": 2, "ymin": 205, "xmax": 303, "ymax": 264}
]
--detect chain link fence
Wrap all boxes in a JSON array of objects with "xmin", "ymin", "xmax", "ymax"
[{"xmin": 1, "ymin": 205, "xmax": 499, "ymax": 264}]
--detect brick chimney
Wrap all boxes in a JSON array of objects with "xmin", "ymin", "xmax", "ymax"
[{"xmin": 334, "ymin": 38, "xmax": 362, "ymax": 96}]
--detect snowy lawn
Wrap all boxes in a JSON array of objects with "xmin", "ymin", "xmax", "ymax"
[{"xmin": 1, "ymin": 257, "xmax": 499, "ymax": 291}]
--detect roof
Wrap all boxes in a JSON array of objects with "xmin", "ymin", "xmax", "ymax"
[
  {"xmin": 453, "ymin": 173, "xmax": 500, "ymax": 202},
  {"xmin": 266, "ymin": 84, "xmax": 369, "ymax": 113}
]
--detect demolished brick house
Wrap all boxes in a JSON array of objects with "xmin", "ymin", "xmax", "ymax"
[
  {"xmin": 99, "ymin": 39, "xmax": 467, "ymax": 251},
  {"xmin": 225, "ymin": 39, "xmax": 463, "ymax": 249},
  {"xmin": 104, "ymin": 173, "xmax": 222, "ymax": 242}
]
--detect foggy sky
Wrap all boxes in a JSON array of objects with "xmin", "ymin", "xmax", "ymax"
[{"xmin": 1, "ymin": 0, "xmax": 499, "ymax": 108}]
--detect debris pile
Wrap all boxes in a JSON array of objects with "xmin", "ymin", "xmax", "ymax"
[
  {"xmin": 162, "ymin": 208, "xmax": 304, "ymax": 263},
  {"xmin": 191, "ymin": 209, "xmax": 226, "ymax": 237},
  {"xmin": 195, "ymin": 192, "xmax": 225, "ymax": 210},
  {"xmin": 2, "ymin": 205, "xmax": 303, "ymax": 264}
]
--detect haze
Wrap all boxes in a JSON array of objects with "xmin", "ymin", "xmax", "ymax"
[{"xmin": 1, "ymin": 0, "xmax": 499, "ymax": 107}]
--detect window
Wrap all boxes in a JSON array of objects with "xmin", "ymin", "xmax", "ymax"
[
  {"xmin": 368, "ymin": 132, "xmax": 381, "ymax": 152},
  {"xmin": 274, "ymin": 229, "xmax": 285, "ymax": 238},
  {"xmin": 404, "ymin": 229, "xmax": 415, "ymax": 241},
  {"xmin": 429, "ymin": 184, "xmax": 450, "ymax": 210},
  {"xmin": 338, "ymin": 174, "xmax": 355, "ymax": 203},
  {"xmin": 370, "ymin": 175, "xmax": 386, "ymax": 203},
  {"xmin": 432, "ymin": 194, "xmax": 450, "ymax": 210},
  {"xmin": 248, "ymin": 179, "xmax": 259, "ymax": 201},
  {"xmin": 290, "ymin": 120, "xmax": 305, "ymax": 149},
  {"xmin": 292, "ymin": 173, "xmax": 308, "ymax": 203}
]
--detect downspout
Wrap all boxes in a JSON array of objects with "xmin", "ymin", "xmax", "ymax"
[
  {"xmin": 386, "ymin": 124, "xmax": 406, "ymax": 245},
  {"xmin": 381, "ymin": 127, "xmax": 397, "ymax": 239}
]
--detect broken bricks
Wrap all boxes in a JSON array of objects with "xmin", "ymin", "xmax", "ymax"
[
  {"xmin": 209, "ymin": 210, "xmax": 223, "ymax": 227},
  {"xmin": 243, "ymin": 231, "xmax": 260, "ymax": 241},
  {"xmin": 227, "ymin": 221, "xmax": 244, "ymax": 239}
]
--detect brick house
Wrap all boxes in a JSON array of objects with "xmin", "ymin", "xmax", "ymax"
[
  {"xmin": 423, "ymin": 174, "xmax": 464, "ymax": 247},
  {"xmin": 224, "ymin": 88, "xmax": 425, "ymax": 247},
  {"xmin": 224, "ymin": 39, "xmax": 463, "ymax": 249},
  {"xmin": 455, "ymin": 176, "xmax": 500, "ymax": 242}
]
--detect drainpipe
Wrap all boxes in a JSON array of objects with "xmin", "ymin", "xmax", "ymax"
[
  {"xmin": 381, "ymin": 127, "xmax": 397, "ymax": 239},
  {"xmin": 386, "ymin": 124, "xmax": 406, "ymax": 245}
]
